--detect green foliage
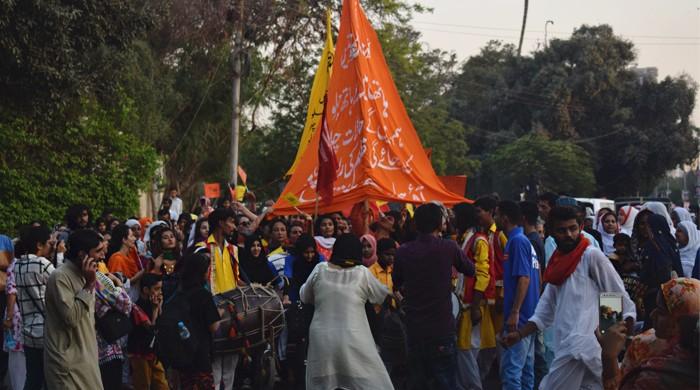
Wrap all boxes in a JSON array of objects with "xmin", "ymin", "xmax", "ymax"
[
  {"xmin": 0, "ymin": 103, "xmax": 158, "ymax": 235},
  {"xmin": 0, "ymin": 0, "xmax": 153, "ymax": 119},
  {"xmin": 485, "ymin": 133, "xmax": 595, "ymax": 196},
  {"xmin": 450, "ymin": 25, "xmax": 699, "ymax": 197}
]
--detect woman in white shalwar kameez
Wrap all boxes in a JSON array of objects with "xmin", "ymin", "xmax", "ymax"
[{"xmin": 300, "ymin": 234, "xmax": 393, "ymax": 390}]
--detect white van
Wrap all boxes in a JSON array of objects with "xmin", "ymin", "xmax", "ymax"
[{"xmin": 575, "ymin": 198, "xmax": 615, "ymax": 217}]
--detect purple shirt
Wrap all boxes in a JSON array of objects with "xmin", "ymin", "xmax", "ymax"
[{"xmin": 393, "ymin": 233, "xmax": 475, "ymax": 341}]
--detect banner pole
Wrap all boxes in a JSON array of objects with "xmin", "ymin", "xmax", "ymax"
[{"xmin": 312, "ymin": 194, "xmax": 321, "ymax": 236}]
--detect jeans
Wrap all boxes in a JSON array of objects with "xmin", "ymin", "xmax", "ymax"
[
  {"xmin": 24, "ymin": 346, "xmax": 45, "ymax": 390},
  {"xmin": 407, "ymin": 336, "xmax": 457, "ymax": 390},
  {"xmin": 500, "ymin": 333, "xmax": 535, "ymax": 390}
]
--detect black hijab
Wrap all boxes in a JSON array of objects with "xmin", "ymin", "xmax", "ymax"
[
  {"xmin": 239, "ymin": 235, "xmax": 275, "ymax": 284},
  {"xmin": 290, "ymin": 234, "xmax": 321, "ymax": 299},
  {"xmin": 641, "ymin": 214, "xmax": 684, "ymax": 278}
]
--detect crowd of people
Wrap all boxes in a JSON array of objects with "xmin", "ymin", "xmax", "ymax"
[{"xmin": 0, "ymin": 188, "xmax": 698, "ymax": 390}]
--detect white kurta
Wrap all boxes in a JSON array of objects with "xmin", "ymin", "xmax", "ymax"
[
  {"xmin": 530, "ymin": 246, "xmax": 636, "ymax": 390},
  {"xmin": 300, "ymin": 262, "xmax": 393, "ymax": 390}
]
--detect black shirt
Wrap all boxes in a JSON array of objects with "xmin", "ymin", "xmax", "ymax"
[
  {"xmin": 186, "ymin": 287, "xmax": 221, "ymax": 372},
  {"xmin": 128, "ymin": 297, "xmax": 155, "ymax": 356},
  {"xmin": 393, "ymin": 233, "xmax": 474, "ymax": 342}
]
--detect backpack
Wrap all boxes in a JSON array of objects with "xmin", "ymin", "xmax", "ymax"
[{"xmin": 156, "ymin": 289, "xmax": 199, "ymax": 369}]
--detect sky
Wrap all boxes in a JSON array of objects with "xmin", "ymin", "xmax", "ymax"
[{"xmin": 409, "ymin": 0, "xmax": 700, "ymax": 124}]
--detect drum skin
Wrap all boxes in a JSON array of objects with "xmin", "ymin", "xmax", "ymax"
[{"xmin": 213, "ymin": 284, "xmax": 286, "ymax": 354}]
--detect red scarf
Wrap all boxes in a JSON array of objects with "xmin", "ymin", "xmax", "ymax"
[{"xmin": 543, "ymin": 237, "xmax": 590, "ymax": 286}]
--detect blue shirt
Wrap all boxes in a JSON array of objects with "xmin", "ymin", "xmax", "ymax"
[
  {"xmin": 503, "ymin": 227, "xmax": 540, "ymax": 328},
  {"xmin": 0, "ymin": 235, "xmax": 12, "ymax": 253}
]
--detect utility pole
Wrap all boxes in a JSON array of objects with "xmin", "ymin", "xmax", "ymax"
[
  {"xmin": 229, "ymin": 0, "xmax": 244, "ymax": 188},
  {"xmin": 545, "ymin": 20, "xmax": 554, "ymax": 48}
]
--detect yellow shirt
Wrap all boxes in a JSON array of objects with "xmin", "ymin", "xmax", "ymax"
[
  {"xmin": 471, "ymin": 237, "xmax": 491, "ymax": 294},
  {"xmin": 368, "ymin": 262, "xmax": 393, "ymax": 292},
  {"xmin": 199, "ymin": 235, "xmax": 238, "ymax": 294},
  {"xmin": 369, "ymin": 262, "xmax": 394, "ymax": 310}
]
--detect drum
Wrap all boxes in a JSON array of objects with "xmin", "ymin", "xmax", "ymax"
[{"xmin": 213, "ymin": 284, "xmax": 285, "ymax": 354}]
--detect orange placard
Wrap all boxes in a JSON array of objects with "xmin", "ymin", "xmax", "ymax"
[
  {"xmin": 438, "ymin": 175, "xmax": 468, "ymax": 197},
  {"xmin": 204, "ymin": 183, "xmax": 221, "ymax": 199},
  {"xmin": 272, "ymin": 0, "xmax": 469, "ymax": 215}
]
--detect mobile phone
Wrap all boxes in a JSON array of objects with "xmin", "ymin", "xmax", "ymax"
[{"xmin": 599, "ymin": 292, "xmax": 623, "ymax": 334}]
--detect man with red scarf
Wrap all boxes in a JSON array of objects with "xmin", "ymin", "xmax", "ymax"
[{"xmin": 502, "ymin": 206, "xmax": 635, "ymax": 390}]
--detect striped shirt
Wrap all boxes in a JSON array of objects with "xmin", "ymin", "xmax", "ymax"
[{"xmin": 14, "ymin": 254, "xmax": 55, "ymax": 348}]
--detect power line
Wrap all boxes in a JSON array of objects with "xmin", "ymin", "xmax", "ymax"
[
  {"xmin": 413, "ymin": 20, "xmax": 700, "ymax": 40},
  {"xmin": 418, "ymin": 27, "xmax": 700, "ymax": 46}
]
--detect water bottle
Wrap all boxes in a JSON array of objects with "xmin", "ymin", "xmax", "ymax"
[
  {"xmin": 177, "ymin": 321, "xmax": 190, "ymax": 340},
  {"xmin": 4, "ymin": 329, "xmax": 15, "ymax": 350}
]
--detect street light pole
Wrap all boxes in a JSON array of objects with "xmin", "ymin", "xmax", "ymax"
[
  {"xmin": 230, "ymin": 0, "xmax": 244, "ymax": 188},
  {"xmin": 545, "ymin": 20, "xmax": 554, "ymax": 48}
]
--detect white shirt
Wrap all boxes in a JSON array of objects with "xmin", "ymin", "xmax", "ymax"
[
  {"xmin": 530, "ymin": 246, "xmax": 636, "ymax": 390},
  {"xmin": 170, "ymin": 197, "xmax": 183, "ymax": 220},
  {"xmin": 300, "ymin": 262, "xmax": 392, "ymax": 389}
]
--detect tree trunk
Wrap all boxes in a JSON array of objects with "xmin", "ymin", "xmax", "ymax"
[{"xmin": 517, "ymin": 0, "xmax": 529, "ymax": 56}]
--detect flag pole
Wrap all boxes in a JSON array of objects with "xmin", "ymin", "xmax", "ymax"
[{"xmin": 312, "ymin": 194, "xmax": 320, "ymax": 236}]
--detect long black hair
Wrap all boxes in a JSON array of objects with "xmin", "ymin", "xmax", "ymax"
[
  {"xmin": 179, "ymin": 253, "xmax": 211, "ymax": 290},
  {"xmin": 106, "ymin": 224, "xmax": 131, "ymax": 264},
  {"xmin": 293, "ymin": 233, "xmax": 320, "ymax": 261},
  {"xmin": 150, "ymin": 226, "xmax": 181, "ymax": 261},
  {"xmin": 64, "ymin": 204, "xmax": 91, "ymax": 231},
  {"xmin": 329, "ymin": 234, "xmax": 362, "ymax": 268},
  {"xmin": 314, "ymin": 215, "xmax": 336, "ymax": 237}
]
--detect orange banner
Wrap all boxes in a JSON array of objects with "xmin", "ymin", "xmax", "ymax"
[{"xmin": 272, "ymin": 0, "xmax": 469, "ymax": 215}]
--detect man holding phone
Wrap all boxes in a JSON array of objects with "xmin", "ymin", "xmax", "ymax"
[
  {"xmin": 44, "ymin": 229, "xmax": 104, "ymax": 389},
  {"xmin": 502, "ymin": 206, "xmax": 635, "ymax": 390}
]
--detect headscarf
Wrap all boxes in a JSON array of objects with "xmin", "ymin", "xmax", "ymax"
[
  {"xmin": 239, "ymin": 235, "xmax": 275, "ymax": 284},
  {"xmin": 330, "ymin": 234, "xmax": 363, "ymax": 268},
  {"xmin": 643, "ymin": 214, "xmax": 684, "ymax": 278},
  {"xmin": 360, "ymin": 234, "xmax": 378, "ymax": 267},
  {"xmin": 125, "ymin": 219, "xmax": 140, "ymax": 229},
  {"xmin": 642, "ymin": 202, "xmax": 675, "ymax": 234},
  {"xmin": 597, "ymin": 211, "xmax": 619, "ymax": 256},
  {"xmin": 618, "ymin": 206, "xmax": 639, "ymax": 236},
  {"xmin": 676, "ymin": 221, "xmax": 700, "ymax": 278},
  {"xmin": 660, "ymin": 277, "xmax": 700, "ymax": 319},
  {"xmin": 672, "ymin": 207, "xmax": 693, "ymax": 226},
  {"xmin": 144, "ymin": 220, "xmax": 167, "ymax": 243}
]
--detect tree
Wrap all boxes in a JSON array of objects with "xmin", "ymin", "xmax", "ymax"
[
  {"xmin": 0, "ymin": 102, "xmax": 158, "ymax": 234},
  {"xmin": 449, "ymin": 25, "xmax": 699, "ymax": 197},
  {"xmin": 0, "ymin": 1, "xmax": 153, "ymax": 120},
  {"xmin": 120, "ymin": 0, "xmax": 477, "ymax": 202},
  {"xmin": 484, "ymin": 133, "xmax": 595, "ymax": 198}
]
